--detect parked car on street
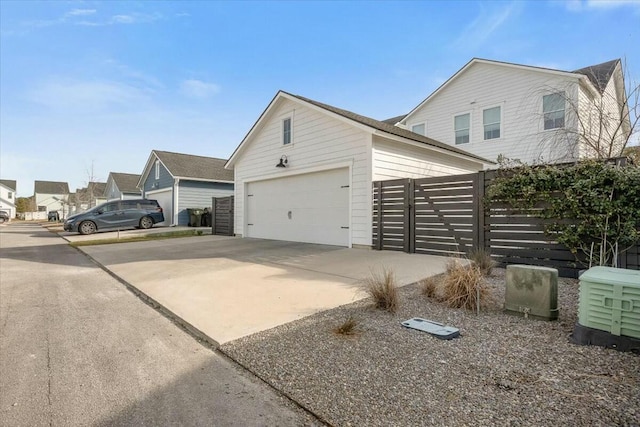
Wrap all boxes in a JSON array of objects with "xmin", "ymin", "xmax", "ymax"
[
  {"xmin": 63, "ymin": 199, "xmax": 164, "ymax": 235},
  {"xmin": 0, "ymin": 210, "xmax": 9, "ymax": 223}
]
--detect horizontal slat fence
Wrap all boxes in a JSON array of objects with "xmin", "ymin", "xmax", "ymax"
[
  {"xmin": 373, "ymin": 165, "xmax": 639, "ymax": 278},
  {"xmin": 212, "ymin": 196, "xmax": 234, "ymax": 236}
]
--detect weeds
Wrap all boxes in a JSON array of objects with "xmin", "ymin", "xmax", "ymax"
[
  {"xmin": 419, "ymin": 276, "xmax": 439, "ymax": 299},
  {"xmin": 470, "ymin": 248, "xmax": 496, "ymax": 276},
  {"xmin": 333, "ymin": 315, "xmax": 360, "ymax": 336},
  {"xmin": 362, "ymin": 267, "xmax": 399, "ymax": 313},
  {"xmin": 442, "ymin": 258, "xmax": 487, "ymax": 310}
]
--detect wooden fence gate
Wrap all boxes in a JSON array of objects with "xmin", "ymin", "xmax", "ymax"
[{"xmin": 211, "ymin": 196, "xmax": 234, "ymax": 236}]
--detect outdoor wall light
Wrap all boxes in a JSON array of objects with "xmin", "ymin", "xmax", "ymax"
[{"xmin": 276, "ymin": 155, "xmax": 288, "ymax": 168}]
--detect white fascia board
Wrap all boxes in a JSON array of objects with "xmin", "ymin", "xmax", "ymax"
[
  {"xmin": 402, "ymin": 58, "xmax": 583, "ymax": 124},
  {"xmin": 372, "ymin": 130, "xmax": 493, "ymax": 167},
  {"xmin": 137, "ymin": 151, "xmax": 174, "ymax": 188}
]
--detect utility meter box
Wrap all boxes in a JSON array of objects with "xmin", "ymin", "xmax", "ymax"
[
  {"xmin": 577, "ymin": 266, "xmax": 640, "ymax": 339},
  {"xmin": 505, "ymin": 265, "xmax": 558, "ymax": 321}
]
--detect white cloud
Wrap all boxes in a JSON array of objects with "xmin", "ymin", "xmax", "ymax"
[
  {"xmin": 66, "ymin": 9, "xmax": 97, "ymax": 17},
  {"xmin": 566, "ymin": 0, "xmax": 640, "ymax": 11},
  {"xmin": 180, "ymin": 79, "xmax": 221, "ymax": 99},
  {"xmin": 452, "ymin": 2, "xmax": 521, "ymax": 50}
]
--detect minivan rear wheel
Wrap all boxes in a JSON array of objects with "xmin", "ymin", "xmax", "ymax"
[
  {"xmin": 79, "ymin": 221, "xmax": 97, "ymax": 235},
  {"xmin": 139, "ymin": 216, "xmax": 153, "ymax": 230}
]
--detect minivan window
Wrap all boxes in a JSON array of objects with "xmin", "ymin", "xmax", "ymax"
[
  {"xmin": 121, "ymin": 200, "xmax": 139, "ymax": 210},
  {"xmin": 101, "ymin": 202, "xmax": 120, "ymax": 212}
]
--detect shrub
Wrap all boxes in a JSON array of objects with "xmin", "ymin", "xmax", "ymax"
[
  {"xmin": 333, "ymin": 315, "xmax": 360, "ymax": 336},
  {"xmin": 441, "ymin": 259, "xmax": 487, "ymax": 310},
  {"xmin": 470, "ymin": 247, "xmax": 496, "ymax": 276},
  {"xmin": 362, "ymin": 267, "xmax": 399, "ymax": 313}
]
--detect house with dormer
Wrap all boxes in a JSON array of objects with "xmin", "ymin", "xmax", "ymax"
[{"xmin": 394, "ymin": 58, "xmax": 630, "ymax": 165}]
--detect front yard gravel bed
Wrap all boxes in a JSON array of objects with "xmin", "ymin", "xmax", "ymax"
[{"xmin": 220, "ymin": 268, "xmax": 640, "ymax": 426}]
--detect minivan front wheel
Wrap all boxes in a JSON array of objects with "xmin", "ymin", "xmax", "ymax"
[
  {"xmin": 139, "ymin": 216, "xmax": 154, "ymax": 230},
  {"xmin": 79, "ymin": 221, "xmax": 97, "ymax": 235}
]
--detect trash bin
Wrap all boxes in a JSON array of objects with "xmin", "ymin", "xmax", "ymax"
[
  {"xmin": 187, "ymin": 208, "xmax": 204, "ymax": 227},
  {"xmin": 201, "ymin": 208, "xmax": 212, "ymax": 227}
]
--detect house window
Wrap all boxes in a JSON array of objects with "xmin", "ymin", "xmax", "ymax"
[
  {"xmin": 283, "ymin": 117, "xmax": 292, "ymax": 145},
  {"xmin": 155, "ymin": 160, "xmax": 160, "ymax": 180},
  {"xmin": 454, "ymin": 113, "xmax": 470, "ymax": 144},
  {"xmin": 483, "ymin": 106, "xmax": 501, "ymax": 140},
  {"xmin": 543, "ymin": 92, "xmax": 565, "ymax": 130},
  {"xmin": 38, "ymin": 206, "xmax": 46, "ymax": 212},
  {"xmin": 411, "ymin": 123, "xmax": 426, "ymax": 136},
  {"xmin": 8, "ymin": 192, "xmax": 12, "ymax": 199}
]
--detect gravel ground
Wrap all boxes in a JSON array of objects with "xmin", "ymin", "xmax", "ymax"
[{"xmin": 221, "ymin": 268, "xmax": 640, "ymax": 427}]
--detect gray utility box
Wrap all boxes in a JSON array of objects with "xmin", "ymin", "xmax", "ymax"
[{"xmin": 505, "ymin": 265, "xmax": 558, "ymax": 321}]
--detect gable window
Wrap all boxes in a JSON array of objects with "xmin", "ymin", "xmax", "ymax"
[
  {"xmin": 483, "ymin": 106, "xmax": 501, "ymax": 140},
  {"xmin": 155, "ymin": 160, "xmax": 160, "ymax": 180},
  {"xmin": 543, "ymin": 92, "xmax": 565, "ymax": 130},
  {"xmin": 282, "ymin": 117, "xmax": 292, "ymax": 145},
  {"xmin": 454, "ymin": 113, "xmax": 470, "ymax": 144},
  {"xmin": 411, "ymin": 123, "xmax": 426, "ymax": 136}
]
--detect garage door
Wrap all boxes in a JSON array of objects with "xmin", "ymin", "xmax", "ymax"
[
  {"xmin": 246, "ymin": 168, "xmax": 349, "ymax": 246},
  {"xmin": 148, "ymin": 189, "xmax": 172, "ymax": 226}
]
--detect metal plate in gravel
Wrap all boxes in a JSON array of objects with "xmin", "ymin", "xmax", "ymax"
[{"xmin": 401, "ymin": 317, "xmax": 460, "ymax": 340}]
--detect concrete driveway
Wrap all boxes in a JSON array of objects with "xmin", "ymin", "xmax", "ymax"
[{"xmin": 79, "ymin": 236, "xmax": 449, "ymax": 345}]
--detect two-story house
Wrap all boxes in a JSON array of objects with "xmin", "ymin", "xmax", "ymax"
[
  {"xmin": 34, "ymin": 180, "xmax": 70, "ymax": 217},
  {"xmin": 395, "ymin": 58, "xmax": 630, "ymax": 165},
  {"xmin": 0, "ymin": 179, "xmax": 17, "ymax": 219},
  {"xmin": 104, "ymin": 172, "xmax": 142, "ymax": 201}
]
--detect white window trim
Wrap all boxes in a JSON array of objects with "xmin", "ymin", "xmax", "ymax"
[
  {"xmin": 482, "ymin": 104, "xmax": 503, "ymax": 141},
  {"xmin": 453, "ymin": 111, "xmax": 472, "ymax": 145},
  {"xmin": 410, "ymin": 122, "xmax": 426, "ymax": 136},
  {"xmin": 155, "ymin": 160, "xmax": 160, "ymax": 180},
  {"xmin": 542, "ymin": 92, "xmax": 566, "ymax": 132},
  {"xmin": 282, "ymin": 115, "xmax": 293, "ymax": 146}
]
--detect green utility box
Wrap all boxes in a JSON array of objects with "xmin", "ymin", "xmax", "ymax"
[
  {"xmin": 577, "ymin": 266, "xmax": 640, "ymax": 339},
  {"xmin": 505, "ymin": 265, "xmax": 559, "ymax": 321}
]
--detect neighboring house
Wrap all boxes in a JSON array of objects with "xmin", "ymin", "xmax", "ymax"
[
  {"xmin": 73, "ymin": 182, "xmax": 107, "ymax": 212},
  {"xmin": 34, "ymin": 180, "xmax": 70, "ymax": 217},
  {"xmin": 0, "ymin": 179, "xmax": 17, "ymax": 219},
  {"xmin": 104, "ymin": 172, "xmax": 142, "ymax": 201},
  {"xmin": 395, "ymin": 58, "xmax": 630, "ymax": 164},
  {"xmin": 138, "ymin": 150, "xmax": 234, "ymax": 226},
  {"xmin": 225, "ymin": 90, "xmax": 491, "ymax": 248}
]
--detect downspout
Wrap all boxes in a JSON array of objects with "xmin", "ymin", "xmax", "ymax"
[{"xmin": 173, "ymin": 178, "xmax": 180, "ymax": 227}]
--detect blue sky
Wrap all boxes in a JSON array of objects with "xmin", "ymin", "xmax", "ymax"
[{"xmin": 1, "ymin": 0, "xmax": 639, "ymax": 196}]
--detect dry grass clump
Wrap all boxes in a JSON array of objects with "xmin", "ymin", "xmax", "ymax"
[
  {"xmin": 469, "ymin": 247, "xmax": 496, "ymax": 276},
  {"xmin": 362, "ymin": 267, "xmax": 399, "ymax": 313},
  {"xmin": 442, "ymin": 258, "xmax": 487, "ymax": 310},
  {"xmin": 333, "ymin": 315, "xmax": 360, "ymax": 336},
  {"xmin": 419, "ymin": 276, "xmax": 440, "ymax": 299}
]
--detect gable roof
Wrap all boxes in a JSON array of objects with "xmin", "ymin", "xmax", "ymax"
[
  {"xmin": 34, "ymin": 180, "xmax": 69, "ymax": 194},
  {"xmin": 573, "ymin": 59, "xmax": 620, "ymax": 94},
  {"xmin": 401, "ymin": 57, "xmax": 619, "ymax": 123},
  {"xmin": 0, "ymin": 179, "xmax": 16, "ymax": 191},
  {"xmin": 226, "ymin": 91, "xmax": 491, "ymax": 168},
  {"xmin": 381, "ymin": 114, "xmax": 406, "ymax": 125},
  {"xmin": 139, "ymin": 150, "xmax": 234, "ymax": 187},
  {"xmin": 108, "ymin": 172, "xmax": 141, "ymax": 193}
]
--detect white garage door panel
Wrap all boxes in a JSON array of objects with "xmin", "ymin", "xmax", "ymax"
[
  {"xmin": 149, "ymin": 189, "xmax": 172, "ymax": 226},
  {"xmin": 247, "ymin": 168, "xmax": 349, "ymax": 246}
]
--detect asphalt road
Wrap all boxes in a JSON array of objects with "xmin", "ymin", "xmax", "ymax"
[{"xmin": 0, "ymin": 223, "xmax": 317, "ymax": 426}]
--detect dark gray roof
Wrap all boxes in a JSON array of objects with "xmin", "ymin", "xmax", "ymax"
[
  {"xmin": 110, "ymin": 172, "xmax": 141, "ymax": 193},
  {"xmin": 154, "ymin": 150, "xmax": 234, "ymax": 181},
  {"xmin": 284, "ymin": 92, "xmax": 491, "ymax": 163},
  {"xmin": 381, "ymin": 114, "xmax": 406, "ymax": 125},
  {"xmin": 0, "ymin": 179, "xmax": 16, "ymax": 191},
  {"xmin": 573, "ymin": 59, "xmax": 619, "ymax": 94},
  {"xmin": 34, "ymin": 180, "xmax": 69, "ymax": 194}
]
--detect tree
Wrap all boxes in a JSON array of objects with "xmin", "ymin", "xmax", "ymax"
[
  {"xmin": 539, "ymin": 59, "xmax": 639, "ymax": 162},
  {"xmin": 16, "ymin": 196, "xmax": 35, "ymax": 213}
]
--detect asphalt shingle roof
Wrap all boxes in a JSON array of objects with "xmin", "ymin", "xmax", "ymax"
[
  {"xmin": 284, "ymin": 92, "xmax": 491, "ymax": 163},
  {"xmin": 154, "ymin": 150, "xmax": 234, "ymax": 181},
  {"xmin": 110, "ymin": 172, "xmax": 141, "ymax": 193},
  {"xmin": 0, "ymin": 179, "xmax": 16, "ymax": 191},
  {"xmin": 381, "ymin": 114, "xmax": 406, "ymax": 125},
  {"xmin": 34, "ymin": 180, "xmax": 69, "ymax": 195},
  {"xmin": 573, "ymin": 59, "xmax": 619, "ymax": 94}
]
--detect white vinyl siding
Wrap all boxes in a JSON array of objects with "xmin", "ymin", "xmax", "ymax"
[
  {"xmin": 483, "ymin": 106, "xmax": 501, "ymax": 140},
  {"xmin": 402, "ymin": 62, "xmax": 582, "ymax": 164},
  {"xmin": 411, "ymin": 123, "xmax": 426, "ymax": 135},
  {"xmin": 372, "ymin": 137, "xmax": 482, "ymax": 180},
  {"xmin": 543, "ymin": 92, "xmax": 565, "ymax": 130},
  {"xmin": 233, "ymin": 98, "xmax": 371, "ymax": 246},
  {"xmin": 454, "ymin": 113, "xmax": 470, "ymax": 144}
]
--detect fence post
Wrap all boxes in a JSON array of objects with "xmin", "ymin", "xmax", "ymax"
[
  {"xmin": 408, "ymin": 179, "xmax": 415, "ymax": 253},
  {"xmin": 476, "ymin": 171, "xmax": 485, "ymax": 251},
  {"xmin": 211, "ymin": 197, "xmax": 217, "ymax": 235},
  {"xmin": 375, "ymin": 181, "xmax": 383, "ymax": 250}
]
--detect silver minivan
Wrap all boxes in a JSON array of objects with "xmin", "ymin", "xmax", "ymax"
[{"xmin": 64, "ymin": 199, "xmax": 165, "ymax": 235}]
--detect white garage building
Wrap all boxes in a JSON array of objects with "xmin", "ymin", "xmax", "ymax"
[{"xmin": 225, "ymin": 91, "xmax": 491, "ymax": 248}]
